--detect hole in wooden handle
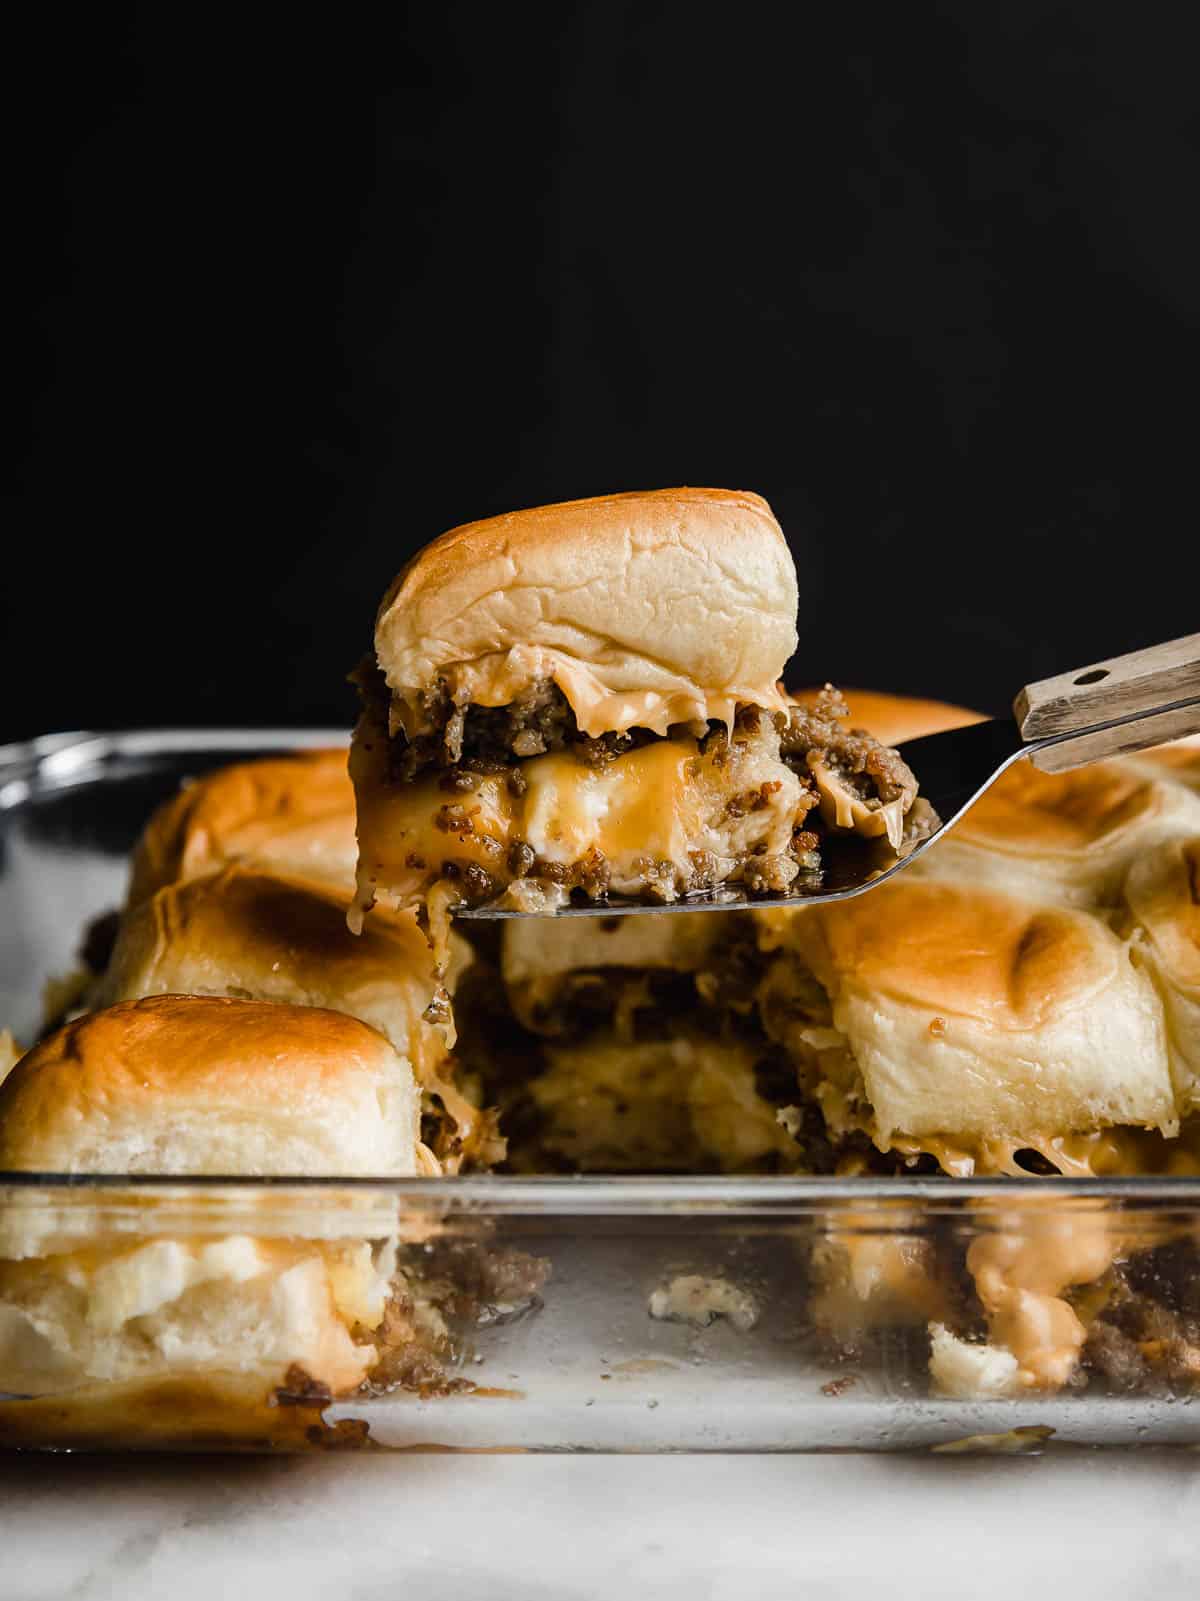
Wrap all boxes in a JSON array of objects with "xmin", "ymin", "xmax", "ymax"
[{"xmin": 1074, "ymin": 668, "xmax": 1109, "ymax": 686}]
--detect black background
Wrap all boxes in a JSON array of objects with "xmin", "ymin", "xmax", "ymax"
[{"xmin": 7, "ymin": 3, "xmax": 1198, "ymax": 741}]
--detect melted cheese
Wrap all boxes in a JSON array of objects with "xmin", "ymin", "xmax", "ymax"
[
  {"xmin": 809, "ymin": 759, "xmax": 906, "ymax": 851},
  {"xmin": 393, "ymin": 646, "xmax": 789, "ymax": 740},
  {"xmin": 524, "ymin": 744, "xmax": 704, "ymax": 863},
  {"xmin": 966, "ymin": 1205, "xmax": 1118, "ymax": 1390},
  {"xmin": 913, "ymin": 1130, "xmax": 1200, "ymax": 1391},
  {"xmin": 891, "ymin": 1124, "xmax": 1200, "ymax": 1178},
  {"xmin": 354, "ymin": 729, "xmax": 807, "ymax": 911}
]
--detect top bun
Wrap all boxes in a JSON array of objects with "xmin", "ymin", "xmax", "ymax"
[
  {"xmin": 101, "ymin": 865, "xmax": 461, "ymax": 1084},
  {"xmin": 765, "ymin": 877, "xmax": 1176, "ymax": 1143},
  {"xmin": 127, "ymin": 750, "xmax": 356, "ymax": 907},
  {"xmin": 374, "ymin": 488, "xmax": 798, "ymax": 737},
  {"xmin": 0, "ymin": 996, "xmax": 421, "ymax": 1177}
]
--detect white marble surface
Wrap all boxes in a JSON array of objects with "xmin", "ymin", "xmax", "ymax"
[{"xmin": 1, "ymin": 1451, "xmax": 1198, "ymax": 1600}]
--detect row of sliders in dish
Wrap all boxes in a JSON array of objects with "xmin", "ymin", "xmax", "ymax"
[{"xmin": 1, "ymin": 694, "xmax": 1198, "ymax": 1410}]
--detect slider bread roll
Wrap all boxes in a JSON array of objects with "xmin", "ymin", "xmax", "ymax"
[
  {"xmin": 127, "ymin": 749, "xmax": 357, "ymax": 905},
  {"xmin": 767, "ymin": 877, "xmax": 1176, "ymax": 1148},
  {"xmin": 352, "ymin": 499, "xmax": 925, "ymax": 926},
  {"xmin": 0, "ymin": 1232, "xmax": 396, "ymax": 1399},
  {"xmin": 101, "ymin": 868, "xmax": 495, "ymax": 1170},
  {"xmin": 0, "ymin": 995, "xmax": 421, "ymax": 1176},
  {"xmin": 914, "ymin": 756, "xmax": 1200, "ymax": 908},
  {"xmin": 375, "ymin": 488, "xmax": 797, "ymax": 737},
  {"xmin": 0, "ymin": 997, "xmax": 426, "ymax": 1403},
  {"xmin": 103, "ymin": 865, "xmax": 464, "ymax": 1085},
  {"xmin": 1125, "ymin": 836, "xmax": 1200, "ymax": 1105}
]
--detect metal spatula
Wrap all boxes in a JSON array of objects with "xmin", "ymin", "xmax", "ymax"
[{"xmin": 456, "ymin": 633, "xmax": 1200, "ymax": 920}]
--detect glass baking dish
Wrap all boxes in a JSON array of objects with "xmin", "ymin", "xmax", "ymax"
[{"xmin": 2, "ymin": 730, "xmax": 1199, "ymax": 1454}]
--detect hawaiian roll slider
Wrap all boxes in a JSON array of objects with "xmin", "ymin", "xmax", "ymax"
[
  {"xmin": 758, "ymin": 876, "xmax": 1178, "ymax": 1175},
  {"xmin": 0, "ymin": 997, "xmax": 429, "ymax": 1405},
  {"xmin": 45, "ymin": 749, "xmax": 357, "ymax": 1024},
  {"xmin": 49, "ymin": 746, "xmax": 356, "ymax": 1011},
  {"xmin": 349, "ymin": 488, "xmax": 921, "ymax": 938},
  {"xmin": 760, "ymin": 881, "xmax": 1180, "ymax": 1394},
  {"xmin": 0, "ymin": 995, "xmax": 423, "ymax": 1177},
  {"xmin": 100, "ymin": 867, "xmax": 496, "ymax": 1170}
]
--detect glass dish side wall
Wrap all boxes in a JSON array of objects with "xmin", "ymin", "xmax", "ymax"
[
  {"xmin": 2, "ymin": 1180, "xmax": 1199, "ymax": 1453},
  {"xmin": 2, "ymin": 733, "xmax": 1200, "ymax": 1454}
]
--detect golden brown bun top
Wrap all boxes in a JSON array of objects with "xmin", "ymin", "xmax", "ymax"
[
  {"xmin": 790, "ymin": 687, "xmax": 985, "ymax": 745},
  {"xmin": 1127, "ymin": 837, "xmax": 1200, "ymax": 992},
  {"xmin": 111, "ymin": 866, "xmax": 437, "ymax": 1000},
  {"xmin": 953, "ymin": 759, "xmax": 1182, "ymax": 857},
  {"xmin": 771, "ymin": 877, "xmax": 1124, "ymax": 1032},
  {"xmin": 128, "ymin": 750, "xmax": 356, "ymax": 905},
  {"xmin": 0, "ymin": 996, "xmax": 420, "ymax": 1176},
  {"xmin": 373, "ymin": 488, "xmax": 798, "ymax": 736},
  {"xmin": 103, "ymin": 865, "xmax": 452, "ymax": 1077}
]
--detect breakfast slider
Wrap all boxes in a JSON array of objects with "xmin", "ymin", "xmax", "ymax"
[
  {"xmin": 0, "ymin": 997, "xmax": 434, "ymax": 1410},
  {"xmin": 349, "ymin": 488, "xmax": 921, "ymax": 937},
  {"xmin": 101, "ymin": 866, "xmax": 500, "ymax": 1170},
  {"xmin": 744, "ymin": 707, "xmax": 1200, "ymax": 1395},
  {"xmin": 756, "ymin": 863, "xmax": 1191, "ymax": 1397},
  {"xmin": 759, "ymin": 874, "xmax": 1178, "ymax": 1170},
  {"xmin": 0, "ymin": 994, "xmax": 424, "ymax": 1178}
]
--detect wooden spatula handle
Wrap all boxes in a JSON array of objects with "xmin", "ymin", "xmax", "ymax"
[
  {"xmin": 1015, "ymin": 633, "xmax": 1200, "ymax": 741},
  {"xmin": 1029, "ymin": 702, "xmax": 1200, "ymax": 772}
]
